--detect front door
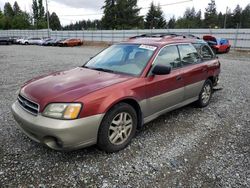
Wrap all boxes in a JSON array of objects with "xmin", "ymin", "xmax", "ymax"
[{"xmin": 144, "ymin": 45, "xmax": 184, "ymax": 118}]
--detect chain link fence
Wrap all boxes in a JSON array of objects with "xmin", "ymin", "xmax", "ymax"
[{"xmin": 0, "ymin": 29, "xmax": 250, "ymax": 49}]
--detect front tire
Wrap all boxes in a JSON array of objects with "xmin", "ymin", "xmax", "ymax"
[
  {"xmin": 97, "ymin": 103, "xmax": 137, "ymax": 153},
  {"xmin": 196, "ymin": 80, "xmax": 213, "ymax": 107}
]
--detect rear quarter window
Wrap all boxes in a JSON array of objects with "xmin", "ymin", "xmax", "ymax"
[
  {"xmin": 193, "ymin": 43, "xmax": 215, "ymax": 60},
  {"xmin": 178, "ymin": 44, "xmax": 200, "ymax": 65}
]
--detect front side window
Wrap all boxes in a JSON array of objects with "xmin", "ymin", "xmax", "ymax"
[
  {"xmin": 153, "ymin": 45, "xmax": 181, "ymax": 69},
  {"xmin": 178, "ymin": 44, "xmax": 200, "ymax": 66},
  {"xmin": 84, "ymin": 44, "xmax": 156, "ymax": 76}
]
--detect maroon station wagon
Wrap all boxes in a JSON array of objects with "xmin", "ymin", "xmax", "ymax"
[{"xmin": 12, "ymin": 33, "xmax": 220, "ymax": 152}]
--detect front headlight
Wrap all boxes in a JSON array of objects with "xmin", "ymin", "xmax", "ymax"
[{"xmin": 43, "ymin": 103, "xmax": 82, "ymax": 120}]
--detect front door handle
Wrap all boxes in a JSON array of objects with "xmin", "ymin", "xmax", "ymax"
[
  {"xmin": 176, "ymin": 75, "xmax": 182, "ymax": 81},
  {"xmin": 202, "ymin": 67, "xmax": 208, "ymax": 72}
]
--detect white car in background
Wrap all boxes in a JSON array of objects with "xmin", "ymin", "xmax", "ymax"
[{"xmin": 21, "ymin": 37, "xmax": 43, "ymax": 45}]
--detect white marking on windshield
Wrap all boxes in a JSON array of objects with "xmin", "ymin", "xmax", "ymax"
[{"xmin": 139, "ymin": 45, "xmax": 157, "ymax": 51}]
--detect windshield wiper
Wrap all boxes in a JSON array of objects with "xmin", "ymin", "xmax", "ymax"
[
  {"xmin": 91, "ymin": 67, "xmax": 114, "ymax": 73},
  {"xmin": 82, "ymin": 65, "xmax": 90, "ymax": 69}
]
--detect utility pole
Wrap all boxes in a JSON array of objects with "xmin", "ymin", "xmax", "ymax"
[
  {"xmin": 224, "ymin": 6, "xmax": 228, "ymax": 29},
  {"xmin": 45, "ymin": 0, "xmax": 50, "ymax": 37}
]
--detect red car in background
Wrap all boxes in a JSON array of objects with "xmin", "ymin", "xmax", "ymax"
[
  {"xmin": 59, "ymin": 38, "xmax": 83, "ymax": 47},
  {"xmin": 203, "ymin": 35, "xmax": 231, "ymax": 53}
]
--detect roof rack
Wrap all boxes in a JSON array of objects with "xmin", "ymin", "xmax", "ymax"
[{"xmin": 130, "ymin": 33, "xmax": 200, "ymax": 39}]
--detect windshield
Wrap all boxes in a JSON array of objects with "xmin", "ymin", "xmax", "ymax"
[{"xmin": 84, "ymin": 44, "xmax": 157, "ymax": 76}]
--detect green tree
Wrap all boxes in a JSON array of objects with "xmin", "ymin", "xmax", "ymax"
[
  {"xmin": 145, "ymin": 2, "xmax": 166, "ymax": 29},
  {"xmin": 241, "ymin": 4, "xmax": 250, "ymax": 28},
  {"xmin": 195, "ymin": 10, "xmax": 202, "ymax": 28},
  {"xmin": 0, "ymin": 8, "xmax": 4, "ymax": 29},
  {"xmin": 32, "ymin": 0, "xmax": 39, "ymax": 27},
  {"xmin": 102, "ymin": 0, "xmax": 116, "ymax": 29},
  {"xmin": 4, "ymin": 2, "xmax": 14, "ymax": 17},
  {"xmin": 102, "ymin": 0, "xmax": 143, "ymax": 29},
  {"xmin": 32, "ymin": 0, "xmax": 46, "ymax": 28},
  {"xmin": 225, "ymin": 9, "xmax": 234, "ymax": 28},
  {"xmin": 38, "ymin": 0, "xmax": 45, "ymax": 20},
  {"xmin": 13, "ymin": 1, "xmax": 21, "ymax": 15},
  {"xmin": 115, "ymin": 0, "xmax": 143, "ymax": 29},
  {"xmin": 12, "ymin": 12, "xmax": 31, "ymax": 29},
  {"xmin": 175, "ymin": 7, "xmax": 201, "ymax": 28},
  {"xmin": 217, "ymin": 12, "xmax": 224, "ymax": 28},
  {"xmin": 232, "ymin": 5, "xmax": 242, "ymax": 28},
  {"xmin": 11, "ymin": 1, "xmax": 31, "ymax": 29},
  {"xmin": 38, "ymin": 0, "xmax": 46, "ymax": 28},
  {"xmin": 3, "ymin": 2, "xmax": 14, "ymax": 29},
  {"xmin": 204, "ymin": 0, "xmax": 217, "ymax": 28},
  {"xmin": 168, "ymin": 16, "xmax": 176, "ymax": 28},
  {"xmin": 49, "ymin": 12, "xmax": 61, "ymax": 30}
]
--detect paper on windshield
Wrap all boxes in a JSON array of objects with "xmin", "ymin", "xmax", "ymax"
[{"xmin": 139, "ymin": 45, "xmax": 157, "ymax": 51}]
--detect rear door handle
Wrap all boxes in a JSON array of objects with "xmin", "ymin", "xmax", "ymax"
[{"xmin": 176, "ymin": 76, "xmax": 182, "ymax": 81}]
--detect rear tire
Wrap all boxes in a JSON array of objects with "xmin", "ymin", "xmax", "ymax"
[
  {"xmin": 97, "ymin": 103, "xmax": 137, "ymax": 153},
  {"xmin": 196, "ymin": 80, "xmax": 213, "ymax": 108}
]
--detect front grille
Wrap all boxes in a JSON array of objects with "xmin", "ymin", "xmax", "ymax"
[{"xmin": 17, "ymin": 94, "xmax": 39, "ymax": 116}]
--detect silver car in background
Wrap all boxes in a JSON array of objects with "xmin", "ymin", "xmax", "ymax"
[{"xmin": 21, "ymin": 37, "xmax": 43, "ymax": 45}]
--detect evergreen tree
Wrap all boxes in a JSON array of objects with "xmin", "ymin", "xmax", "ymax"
[
  {"xmin": 168, "ymin": 16, "xmax": 176, "ymax": 28},
  {"xmin": 38, "ymin": 0, "xmax": 45, "ymax": 20},
  {"xmin": 115, "ymin": 0, "xmax": 143, "ymax": 29},
  {"xmin": 102, "ymin": 0, "xmax": 116, "ymax": 29},
  {"xmin": 217, "ymin": 12, "xmax": 224, "ymax": 28},
  {"xmin": 0, "ymin": 8, "xmax": 4, "ymax": 29},
  {"xmin": 13, "ymin": 1, "xmax": 21, "ymax": 15},
  {"xmin": 195, "ymin": 10, "xmax": 202, "ymax": 27},
  {"xmin": 32, "ymin": 0, "xmax": 39, "ymax": 27},
  {"xmin": 232, "ymin": 5, "xmax": 242, "ymax": 28},
  {"xmin": 225, "ymin": 9, "xmax": 234, "ymax": 28},
  {"xmin": 32, "ymin": 0, "xmax": 46, "ymax": 28},
  {"xmin": 3, "ymin": 2, "xmax": 14, "ymax": 29},
  {"xmin": 241, "ymin": 4, "xmax": 250, "ymax": 28},
  {"xmin": 12, "ymin": 12, "xmax": 31, "ymax": 29},
  {"xmin": 38, "ymin": 0, "xmax": 46, "ymax": 28},
  {"xmin": 204, "ymin": 0, "xmax": 217, "ymax": 28},
  {"xmin": 145, "ymin": 2, "xmax": 166, "ymax": 29},
  {"xmin": 4, "ymin": 2, "xmax": 14, "ymax": 17},
  {"xmin": 102, "ymin": 0, "xmax": 143, "ymax": 29},
  {"xmin": 175, "ymin": 7, "xmax": 201, "ymax": 28},
  {"xmin": 50, "ymin": 12, "xmax": 61, "ymax": 30}
]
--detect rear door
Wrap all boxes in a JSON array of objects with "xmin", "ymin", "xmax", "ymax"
[
  {"xmin": 144, "ymin": 45, "xmax": 184, "ymax": 117},
  {"xmin": 178, "ymin": 44, "xmax": 209, "ymax": 100}
]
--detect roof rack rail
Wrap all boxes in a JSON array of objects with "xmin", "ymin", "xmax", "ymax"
[{"xmin": 130, "ymin": 33, "xmax": 200, "ymax": 39}]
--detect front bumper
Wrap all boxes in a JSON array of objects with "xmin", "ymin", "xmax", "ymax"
[{"xmin": 11, "ymin": 101, "xmax": 104, "ymax": 150}]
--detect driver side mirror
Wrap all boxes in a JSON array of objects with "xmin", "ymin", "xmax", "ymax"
[{"xmin": 152, "ymin": 64, "xmax": 171, "ymax": 75}]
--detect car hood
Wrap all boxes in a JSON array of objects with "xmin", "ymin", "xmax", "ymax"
[{"xmin": 21, "ymin": 67, "xmax": 133, "ymax": 110}]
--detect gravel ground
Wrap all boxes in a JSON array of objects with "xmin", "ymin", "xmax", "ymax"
[{"xmin": 0, "ymin": 45, "xmax": 249, "ymax": 187}]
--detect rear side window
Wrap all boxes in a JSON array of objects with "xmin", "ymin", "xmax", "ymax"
[
  {"xmin": 178, "ymin": 44, "xmax": 200, "ymax": 66},
  {"xmin": 153, "ymin": 45, "xmax": 182, "ymax": 69},
  {"xmin": 193, "ymin": 43, "xmax": 214, "ymax": 60}
]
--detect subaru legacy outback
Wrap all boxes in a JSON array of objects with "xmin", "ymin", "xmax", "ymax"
[{"xmin": 12, "ymin": 33, "xmax": 220, "ymax": 152}]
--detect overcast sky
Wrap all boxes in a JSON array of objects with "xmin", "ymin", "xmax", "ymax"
[{"xmin": 0, "ymin": 0, "xmax": 249, "ymax": 26}]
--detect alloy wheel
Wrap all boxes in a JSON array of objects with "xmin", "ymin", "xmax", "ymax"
[
  {"xmin": 109, "ymin": 112, "xmax": 133, "ymax": 145},
  {"xmin": 201, "ymin": 84, "xmax": 212, "ymax": 104}
]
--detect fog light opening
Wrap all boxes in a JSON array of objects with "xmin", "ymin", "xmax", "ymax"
[{"xmin": 43, "ymin": 136, "xmax": 63, "ymax": 149}]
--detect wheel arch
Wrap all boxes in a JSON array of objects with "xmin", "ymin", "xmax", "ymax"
[
  {"xmin": 104, "ymin": 98, "xmax": 143, "ymax": 130},
  {"xmin": 207, "ymin": 76, "xmax": 217, "ymax": 86}
]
